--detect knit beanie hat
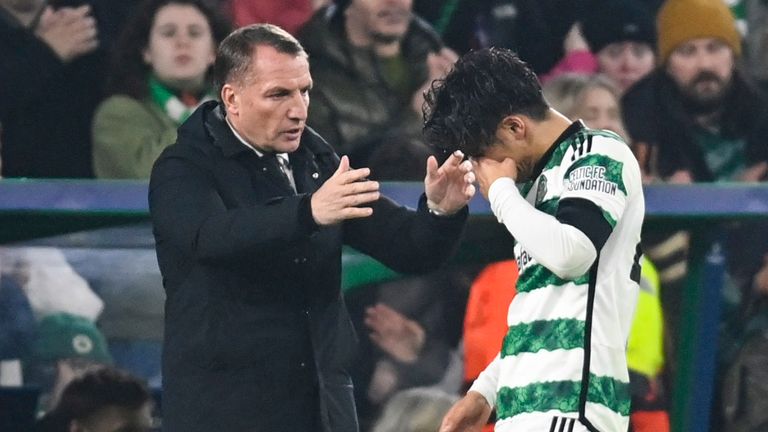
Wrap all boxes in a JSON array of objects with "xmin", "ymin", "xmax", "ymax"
[
  {"xmin": 32, "ymin": 313, "xmax": 112, "ymax": 364},
  {"xmin": 582, "ymin": 0, "xmax": 657, "ymax": 53},
  {"xmin": 657, "ymin": 0, "xmax": 741, "ymax": 63}
]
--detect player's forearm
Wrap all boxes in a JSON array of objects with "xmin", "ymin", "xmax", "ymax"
[
  {"xmin": 468, "ymin": 354, "xmax": 502, "ymax": 408},
  {"xmin": 489, "ymin": 178, "xmax": 597, "ymax": 279}
]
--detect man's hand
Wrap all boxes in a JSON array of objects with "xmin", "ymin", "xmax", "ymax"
[
  {"xmin": 424, "ymin": 151, "xmax": 475, "ymax": 215},
  {"xmin": 35, "ymin": 5, "xmax": 99, "ymax": 62},
  {"xmin": 439, "ymin": 391, "xmax": 492, "ymax": 432},
  {"xmin": 365, "ymin": 303, "xmax": 425, "ymax": 363},
  {"xmin": 472, "ymin": 157, "xmax": 518, "ymax": 199},
  {"xmin": 311, "ymin": 156, "xmax": 380, "ymax": 225},
  {"xmin": 738, "ymin": 162, "xmax": 768, "ymax": 182}
]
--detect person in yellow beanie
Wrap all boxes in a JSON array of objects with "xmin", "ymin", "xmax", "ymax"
[
  {"xmin": 656, "ymin": 0, "xmax": 741, "ymax": 64},
  {"xmin": 622, "ymin": 0, "xmax": 768, "ymax": 183}
]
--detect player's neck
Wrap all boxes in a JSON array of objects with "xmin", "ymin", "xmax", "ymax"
[{"xmin": 531, "ymin": 109, "xmax": 573, "ymax": 162}]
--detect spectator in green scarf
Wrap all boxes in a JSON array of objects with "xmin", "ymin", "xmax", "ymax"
[{"xmin": 91, "ymin": 0, "xmax": 230, "ymax": 179}]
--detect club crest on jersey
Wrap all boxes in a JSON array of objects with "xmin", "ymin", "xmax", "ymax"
[{"xmin": 535, "ymin": 176, "xmax": 548, "ymax": 205}]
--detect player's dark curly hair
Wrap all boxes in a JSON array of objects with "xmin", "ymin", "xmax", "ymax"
[{"xmin": 423, "ymin": 47, "xmax": 549, "ymax": 157}]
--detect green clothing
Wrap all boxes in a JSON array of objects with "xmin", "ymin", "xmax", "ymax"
[
  {"xmin": 693, "ymin": 128, "xmax": 747, "ymax": 181},
  {"xmin": 92, "ymin": 95, "xmax": 178, "ymax": 179}
]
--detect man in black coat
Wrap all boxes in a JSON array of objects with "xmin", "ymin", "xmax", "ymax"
[
  {"xmin": 0, "ymin": 0, "xmax": 103, "ymax": 178},
  {"xmin": 149, "ymin": 24, "xmax": 475, "ymax": 432}
]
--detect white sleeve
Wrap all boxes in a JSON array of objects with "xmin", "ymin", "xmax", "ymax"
[
  {"xmin": 488, "ymin": 178, "xmax": 597, "ymax": 279},
  {"xmin": 468, "ymin": 353, "xmax": 502, "ymax": 408}
]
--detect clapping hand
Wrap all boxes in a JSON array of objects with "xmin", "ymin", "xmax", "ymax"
[{"xmin": 35, "ymin": 5, "xmax": 98, "ymax": 62}]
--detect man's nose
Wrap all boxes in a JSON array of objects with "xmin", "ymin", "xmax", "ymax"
[
  {"xmin": 288, "ymin": 94, "xmax": 308, "ymax": 120},
  {"xmin": 694, "ymin": 50, "xmax": 718, "ymax": 71}
]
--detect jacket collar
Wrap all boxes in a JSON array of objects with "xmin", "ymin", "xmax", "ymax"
[{"xmin": 199, "ymin": 101, "xmax": 335, "ymax": 161}]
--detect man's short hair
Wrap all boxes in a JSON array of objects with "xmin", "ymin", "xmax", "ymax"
[
  {"xmin": 213, "ymin": 23, "xmax": 307, "ymax": 100},
  {"xmin": 423, "ymin": 47, "xmax": 549, "ymax": 157},
  {"xmin": 40, "ymin": 367, "xmax": 151, "ymax": 428}
]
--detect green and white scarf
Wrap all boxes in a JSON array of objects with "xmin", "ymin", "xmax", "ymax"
[{"xmin": 148, "ymin": 76, "xmax": 214, "ymax": 125}]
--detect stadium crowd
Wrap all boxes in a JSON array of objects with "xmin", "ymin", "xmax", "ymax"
[{"xmin": 1, "ymin": 0, "xmax": 768, "ymax": 431}]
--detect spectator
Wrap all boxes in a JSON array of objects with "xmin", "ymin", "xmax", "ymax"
[
  {"xmin": 35, "ymin": 367, "xmax": 153, "ymax": 432},
  {"xmin": 0, "ymin": 0, "xmax": 103, "ymax": 178},
  {"xmin": 25, "ymin": 313, "xmax": 113, "ymax": 413},
  {"xmin": 371, "ymin": 387, "xmax": 457, "ymax": 432},
  {"xmin": 543, "ymin": 74, "xmax": 627, "ymax": 139},
  {"xmin": 581, "ymin": 0, "xmax": 656, "ymax": 93},
  {"xmin": 345, "ymin": 269, "xmax": 475, "ymax": 430},
  {"xmin": 622, "ymin": 0, "xmax": 768, "ymax": 183},
  {"xmin": 415, "ymin": 1, "xmax": 587, "ymax": 75},
  {"xmin": 298, "ymin": 0, "xmax": 457, "ymax": 180},
  {"xmin": 229, "ymin": 0, "xmax": 329, "ymax": 36},
  {"xmin": 91, "ymin": 0, "xmax": 230, "ymax": 179}
]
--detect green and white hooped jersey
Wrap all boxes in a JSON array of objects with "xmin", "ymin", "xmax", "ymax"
[{"xmin": 482, "ymin": 122, "xmax": 644, "ymax": 432}]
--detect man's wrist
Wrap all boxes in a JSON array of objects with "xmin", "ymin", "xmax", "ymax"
[{"xmin": 426, "ymin": 199, "xmax": 451, "ymax": 217}]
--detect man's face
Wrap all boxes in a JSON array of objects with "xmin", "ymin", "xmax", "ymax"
[
  {"xmin": 666, "ymin": 37, "xmax": 734, "ymax": 112},
  {"xmin": 224, "ymin": 45, "xmax": 312, "ymax": 154},
  {"xmin": 346, "ymin": 0, "xmax": 413, "ymax": 44},
  {"xmin": 597, "ymin": 41, "xmax": 655, "ymax": 92}
]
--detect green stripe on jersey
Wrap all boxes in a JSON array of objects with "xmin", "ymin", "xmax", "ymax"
[
  {"xmin": 517, "ymin": 264, "xmax": 589, "ymax": 293},
  {"xmin": 496, "ymin": 374, "xmax": 631, "ymax": 419},
  {"xmin": 543, "ymin": 140, "xmax": 573, "ymax": 172},
  {"xmin": 501, "ymin": 318, "xmax": 585, "ymax": 357},
  {"xmin": 536, "ymin": 198, "xmax": 559, "ymax": 215},
  {"xmin": 564, "ymin": 154, "xmax": 627, "ymax": 195}
]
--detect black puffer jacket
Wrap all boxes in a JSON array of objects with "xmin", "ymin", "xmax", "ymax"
[{"xmin": 299, "ymin": 6, "xmax": 440, "ymax": 162}]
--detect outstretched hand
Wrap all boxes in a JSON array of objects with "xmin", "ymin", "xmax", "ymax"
[
  {"xmin": 424, "ymin": 151, "xmax": 475, "ymax": 215},
  {"xmin": 311, "ymin": 156, "xmax": 380, "ymax": 225}
]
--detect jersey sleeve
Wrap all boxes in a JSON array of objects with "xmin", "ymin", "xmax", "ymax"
[{"xmin": 560, "ymin": 134, "xmax": 641, "ymax": 229}]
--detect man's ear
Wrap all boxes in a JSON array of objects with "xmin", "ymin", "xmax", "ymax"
[
  {"xmin": 500, "ymin": 115, "xmax": 526, "ymax": 140},
  {"xmin": 221, "ymin": 84, "xmax": 238, "ymax": 116}
]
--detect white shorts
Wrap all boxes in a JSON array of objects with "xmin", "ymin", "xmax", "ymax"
[{"xmin": 495, "ymin": 415, "xmax": 591, "ymax": 432}]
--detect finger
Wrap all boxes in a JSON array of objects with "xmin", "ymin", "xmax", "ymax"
[
  {"xmin": 72, "ymin": 4, "xmax": 92, "ymax": 16},
  {"xmin": 438, "ymin": 150, "xmax": 464, "ymax": 176},
  {"xmin": 464, "ymin": 171, "xmax": 475, "ymax": 184},
  {"xmin": 338, "ymin": 167, "xmax": 371, "ymax": 184},
  {"xmin": 426, "ymin": 155, "xmax": 440, "ymax": 180},
  {"xmin": 38, "ymin": 7, "xmax": 55, "ymax": 26},
  {"xmin": 345, "ymin": 179, "xmax": 379, "ymax": 195},
  {"xmin": 334, "ymin": 155, "xmax": 350, "ymax": 176},
  {"xmin": 464, "ymin": 183, "xmax": 476, "ymax": 199},
  {"xmin": 339, "ymin": 207, "xmax": 374, "ymax": 220},
  {"xmin": 342, "ymin": 191, "xmax": 380, "ymax": 207},
  {"xmin": 459, "ymin": 159, "xmax": 473, "ymax": 173}
]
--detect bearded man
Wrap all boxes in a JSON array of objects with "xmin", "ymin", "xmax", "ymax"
[{"xmin": 622, "ymin": 0, "xmax": 768, "ymax": 183}]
